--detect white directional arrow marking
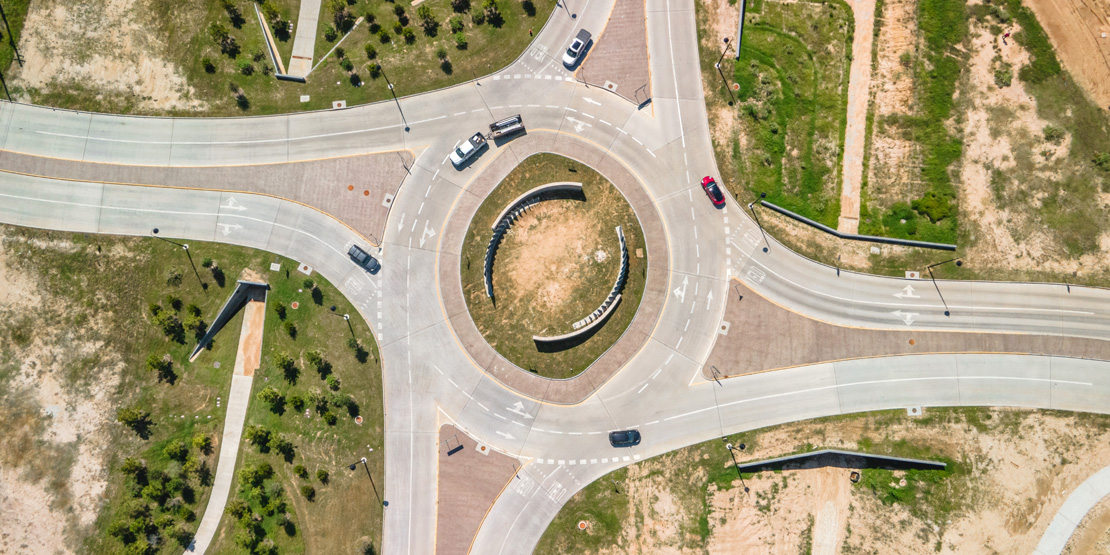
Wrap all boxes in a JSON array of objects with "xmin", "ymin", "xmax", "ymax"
[
  {"xmin": 892, "ymin": 310, "xmax": 918, "ymax": 325},
  {"xmin": 584, "ymin": 97, "xmax": 601, "ymax": 106},
  {"xmin": 673, "ymin": 275, "xmax": 689, "ymax": 303},
  {"xmin": 507, "ymin": 401, "xmax": 534, "ymax": 419},
  {"xmin": 396, "ymin": 213, "xmax": 406, "ymax": 231},
  {"xmin": 566, "ymin": 117, "xmax": 591, "ymax": 133},
  {"xmin": 419, "ymin": 220, "xmax": 436, "ymax": 248},
  {"xmin": 495, "ymin": 431, "xmax": 515, "ymax": 440},
  {"xmin": 222, "ymin": 197, "xmax": 247, "ymax": 211},
  {"xmin": 894, "ymin": 284, "xmax": 920, "ymax": 299},
  {"xmin": 705, "ymin": 290, "xmax": 714, "ymax": 311},
  {"xmin": 217, "ymin": 223, "xmax": 242, "ymax": 236}
]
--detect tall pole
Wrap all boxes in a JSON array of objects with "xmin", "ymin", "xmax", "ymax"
[
  {"xmin": 151, "ymin": 228, "xmax": 206, "ymax": 293},
  {"xmin": 0, "ymin": 2, "xmax": 22, "ymax": 67},
  {"xmin": 925, "ymin": 258, "xmax": 962, "ymax": 316}
]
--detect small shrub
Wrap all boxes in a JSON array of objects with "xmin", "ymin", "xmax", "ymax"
[
  {"xmin": 440, "ymin": 59, "xmax": 453, "ymax": 74},
  {"xmin": 283, "ymin": 320, "xmax": 297, "ymax": 339},
  {"xmin": 452, "ymin": 0, "xmax": 470, "ymax": 12},
  {"xmin": 257, "ymin": 386, "xmax": 285, "ymax": 413},
  {"xmin": 1094, "ymin": 153, "xmax": 1110, "ymax": 171},
  {"xmin": 326, "ymin": 374, "xmax": 341, "ymax": 391},
  {"xmin": 324, "ymin": 24, "xmax": 338, "ymax": 42},
  {"xmin": 340, "ymin": 58, "xmax": 354, "ymax": 71},
  {"xmin": 378, "ymin": 28, "xmax": 391, "ymax": 43},
  {"xmin": 364, "ymin": 44, "xmax": 377, "ymax": 60},
  {"xmin": 454, "ymin": 31, "xmax": 468, "ymax": 49},
  {"xmin": 449, "ymin": 16, "xmax": 464, "ymax": 33},
  {"xmin": 323, "ymin": 412, "xmax": 338, "ymax": 425},
  {"xmin": 393, "ymin": 21, "xmax": 404, "ymax": 34},
  {"xmin": 164, "ymin": 295, "xmax": 182, "ymax": 311},
  {"xmin": 300, "ymin": 484, "xmax": 316, "ymax": 501},
  {"xmin": 393, "ymin": 4, "xmax": 406, "ymax": 17},
  {"xmin": 237, "ymin": 59, "xmax": 255, "ymax": 75},
  {"xmin": 245, "ymin": 425, "xmax": 271, "ymax": 450},
  {"xmin": 317, "ymin": 469, "xmax": 330, "ymax": 484},
  {"xmin": 993, "ymin": 68, "xmax": 1012, "ymax": 88},
  {"xmin": 911, "ymin": 191, "xmax": 952, "ymax": 223},
  {"xmin": 522, "ymin": 0, "xmax": 535, "ymax": 15},
  {"xmin": 435, "ymin": 46, "xmax": 448, "ymax": 60},
  {"xmin": 274, "ymin": 301, "xmax": 287, "ymax": 320},
  {"xmin": 294, "ymin": 464, "xmax": 309, "ymax": 479},
  {"xmin": 186, "ymin": 303, "xmax": 201, "ymax": 317},
  {"xmin": 335, "ymin": 47, "xmax": 346, "ymax": 59},
  {"xmin": 202, "ymin": 57, "xmax": 216, "ymax": 73},
  {"xmin": 252, "ymin": 48, "xmax": 265, "ymax": 62},
  {"xmin": 899, "ymin": 51, "xmax": 912, "ymax": 68},
  {"xmin": 1043, "ymin": 125, "xmax": 1065, "ymax": 144},
  {"xmin": 368, "ymin": 62, "xmax": 382, "ymax": 78}
]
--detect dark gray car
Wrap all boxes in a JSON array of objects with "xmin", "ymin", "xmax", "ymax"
[
  {"xmin": 347, "ymin": 244, "xmax": 381, "ymax": 273},
  {"xmin": 609, "ymin": 429, "xmax": 641, "ymax": 448}
]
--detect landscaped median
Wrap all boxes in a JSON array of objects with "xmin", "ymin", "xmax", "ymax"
[
  {"xmin": 459, "ymin": 153, "xmax": 647, "ymax": 379},
  {"xmin": 0, "ymin": 224, "xmax": 384, "ymax": 554}
]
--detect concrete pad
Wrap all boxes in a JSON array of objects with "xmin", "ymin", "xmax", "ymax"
[
  {"xmin": 233, "ymin": 301, "xmax": 267, "ymax": 377},
  {"xmin": 434, "ymin": 425, "xmax": 519, "ymax": 555},
  {"xmin": 288, "ymin": 0, "xmax": 324, "ymax": 77}
]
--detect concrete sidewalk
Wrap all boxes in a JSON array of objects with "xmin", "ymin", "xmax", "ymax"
[
  {"xmin": 186, "ymin": 300, "xmax": 266, "ymax": 554},
  {"xmin": 288, "ymin": 0, "xmax": 323, "ymax": 77},
  {"xmin": 1034, "ymin": 465, "xmax": 1110, "ymax": 555},
  {"xmin": 836, "ymin": 0, "xmax": 876, "ymax": 234}
]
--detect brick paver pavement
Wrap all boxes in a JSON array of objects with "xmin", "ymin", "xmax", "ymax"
[{"xmin": 577, "ymin": 0, "xmax": 652, "ymax": 105}]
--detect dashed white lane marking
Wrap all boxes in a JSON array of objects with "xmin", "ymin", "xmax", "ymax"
[
  {"xmin": 637, "ymin": 383, "xmax": 649, "ymax": 394},
  {"xmin": 476, "ymin": 402, "xmax": 489, "ymax": 411},
  {"xmin": 582, "ymin": 113, "xmax": 595, "ymax": 119},
  {"xmin": 494, "ymin": 413, "xmax": 507, "ymax": 420},
  {"xmin": 546, "ymin": 104, "xmax": 559, "ymax": 108},
  {"xmin": 453, "ymin": 111, "xmax": 467, "ymax": 116},
  {"xmin": 600, "ymin": 119, "xmax": 611, "ymax": 126}
]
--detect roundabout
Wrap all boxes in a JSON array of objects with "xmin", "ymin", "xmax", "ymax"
[{"xmin": 460, "ymin": 153, "xmax": 647, "ymax": 379}]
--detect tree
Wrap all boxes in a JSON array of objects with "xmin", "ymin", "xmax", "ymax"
[
  {"xmin": 451, "ymin": 0, "xmax": 470, "ymax": 13},
  {"xmin": 316, "ymin": 469, "xmax": 330, "ymax": 484},
  {"xmin": 454, "ymin": 32, "xmax": 468, "ymax": 50},
  {"xmin": 257, "ymin": 386, "xmax": 285, "ymax": 413},
  {"xmin": 364, "ymin": 44, "xmax": 377, "ymax": 60},
  {"xmin": 269, "ymin": 435, "xmax": 295, "ymax": 462},
  {"xmin": 323, "ymin": 412, "xmax": 338, "ymax": 425},
  {"xmin": 436, "ymin": 45, "xmax": 448, "ymax": 60},
  {"xmin": 163, "ymin": 440, "xmax": 189, "ymax": 461},
  {"xmin": 326, "ymin": 374, "xmax": 341, "ymax": 391},
  {"xmin": 191, "ymin": 433, "xmax": 212, "ymax": 455},
  {"xmin": 416, "ymin": 4, "xmax": 438, "ymax": 35},
  {"xmin": 402, "ymin": 27, "xmax": 416, "ymax": 44},
  {"xmin": 120, "ymin": 457, "xmax": 146, "ymax": 479},
  {"xmin": 449, "ymin": 16, "xmax": 464, "ymax": 33},
  {"xmin": 300, "ymin": 484, "xmax": 316, "ymax": 501},
  {"xmin": 201, "ymin": 57, "xmax": 216, "ymax": 73},
  {"xmin": 146, "ymin": 354, "xmax": 176, "ymax": 384},
  {"xmin": 274, "ymin": 301, "xmax": 287, "ymax": 320},
  {"xmin": 245, "ymin": 425, "xmax": 272, "ymax": 450},
  {"xmin": 302, "ymin": 278, "xmax": 315, "ymax": 290},
  {"xmin": 293, "ymin": 464, "xmax": 308, "ymax": 479},
  {"xmin": 283, "ymin": 320, "xmax": 297, "ymax": 339},
  {"xmin": 288, "ymin": 394, "xmax": 306, "ymax": 412},
  {"xmin": 117, "ymin": 406, "xmax": 153, "ymax": 438}
]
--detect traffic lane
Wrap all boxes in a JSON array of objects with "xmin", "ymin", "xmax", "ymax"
[
  {"xmin": 95, "ymin": 184, "xmax": 221, "ymax": 241},
  {"xmin": 1049, "ymin": 356, "xmax": 1110, "ymax": 413},
  {"xmin": 0, "ymin": 173, "xmax": 105, "ymax": 233},
  {"xmin": 0, "ymin": 105, "xmax": 93, "ymax": 161}
]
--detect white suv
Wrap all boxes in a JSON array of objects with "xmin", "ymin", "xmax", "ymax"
[{"xmin": 562, "ymin": 29, "xmax": 592, "ymax": 68}]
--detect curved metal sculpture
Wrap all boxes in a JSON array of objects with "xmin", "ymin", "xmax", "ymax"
[{"xmin": 483, "ymin": 182, "xmax": 584, "ymax": 300}]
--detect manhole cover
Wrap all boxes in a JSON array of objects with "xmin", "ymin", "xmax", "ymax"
[
  {"xmin": 578, "ymin": 521, "xmax": 588, "ymax": 530},
  {"xmin": 731, "ymin": 83, "xmax": 740, "ymax": 91}
]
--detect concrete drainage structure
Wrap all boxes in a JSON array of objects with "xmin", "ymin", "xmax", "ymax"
[
  {"xmin": 533, "ymin": 226, "xmax": 629, "ymax": 345},
  {"xmin": 482, "ymin": 182, "xmax": 584, "ymax": 300}
]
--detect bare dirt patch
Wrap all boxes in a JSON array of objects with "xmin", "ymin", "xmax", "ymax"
[
  {"xmin": 10, "ymin": 0, "xmax": 205, "ymax": 111},
  {"xmin": 1064, "ymin": 495, "xmax": 1110, "ymax": 555},
  {"xmin": 503, "ymin": 203, "xmax": 602, "ymax": 311},
  {"xmin": 865, "ymin": 0, "xmax": 924, "ymax": 210}
]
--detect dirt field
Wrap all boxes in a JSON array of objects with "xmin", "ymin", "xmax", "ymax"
[
  {"xmin": 1064, "ymin": 495, "xmax": 1110, "ymax": 554},
  {"xmin": 538, "ymin": 408, "xmax": 1110, "ymax": 555},
  {"xmin": 10, "ymin": 0, "xmax": 206, "ymax": 111},
  {"xmin": 1023, "ymin": 0, "xmax": 1110, "ymax": 109}
]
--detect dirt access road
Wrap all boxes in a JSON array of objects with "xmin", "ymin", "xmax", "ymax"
[
  {"xmin": 837, "ymin": 0, "xmax": 876, "ymax": 234},
  {"xmin": 1025, "ymin": 0, "xmax": 1110, "ymax": 109}
]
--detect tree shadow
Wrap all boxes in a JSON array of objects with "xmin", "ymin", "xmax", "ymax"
[
  {"xmin": 311, "ymin": 288, "xmax": 324, "ymax": 305},
  {"xmin": 211, "ymin": 266, "xmax": 226, "ymax": 287}
]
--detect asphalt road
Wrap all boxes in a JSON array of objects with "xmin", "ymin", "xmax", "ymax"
[{"xmin": 0, "ymin": 0, "xmax": 1107, "ymax": 552}]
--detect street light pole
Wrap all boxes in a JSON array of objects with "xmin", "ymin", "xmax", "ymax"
[
  {"xmin": 715, "ymin": 38, "xmax": 735, "ymax": 104},
  {"xmin": 747, "ymin": 197, "xmax": 770, "ymax": 253},
  {"xmin": 724, "ymin": 443, "xmax": 751, "ymax": 495},
  {"xmin": 151, "ymin": 228, "xmax": 206, "ymax": 292},
  {"xmin": 925, "ymin": 257, "xmax": 962, "ymax": 316}
]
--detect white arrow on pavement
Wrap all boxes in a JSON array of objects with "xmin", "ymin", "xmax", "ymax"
[
  {"xmin": 506, "ymin": 401, "xmax": 534, "ymax": 419},
  {"xmin": 705, "ymin": 290, "xmax": 714, "ymax": 311},
  {"xmin": 419, "ymin": 220, "xmax": 436, "ymax": 248},
  {"xmin": 222, "ymin": 197, "xmax": 247, "ymax": 211},
  {"xmin": 396, "ymin": 213, "xmax": 406, "ymax": 231},
  {"xmin": 566, "ymin": 117, "xmax": 591, "ymax": 133},
  {"xmin": 673, "ymin": 275, "xmax": 689, "ymax": 303},
  {"xmin": 217, "ymin": 223, "xmax": 243, "ymax": 237},
  {"xmin": 894, "ymin": 284, "xmax": 920, "ymax": 299},
  {"xmin": 584, "ymin": 97, "xmax": 600, "ymax": 106},
  {"xmin": 892, "ymin": 310, "xmax": 918, "ymax": 325},
  {"xmin": 495, "ymin": 431, "xmax": 515, "ymax": 440}
]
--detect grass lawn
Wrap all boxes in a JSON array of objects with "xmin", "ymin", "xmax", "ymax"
[
  {"xmin": 702, "ymin": 0, "xmax": 852, "ymax": 227},
  {"xmin": 0, "ymin": 0, "xmax": 30, "ymax": 84},
  {"xmin": 0, "ymin": 224, "xmax": 382, "ymax": 554},
  {"xmin": 459, "ymin": 153, "xmax": 648, "ymax": 379},
  {"xmin": 14, "ymin": 0, "xmax": 554, "ymax": 116}
]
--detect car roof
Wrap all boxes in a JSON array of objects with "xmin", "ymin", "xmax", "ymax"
[{"xmin": 575, "ymin": 28, "xmax": 591, "ymax": 42}]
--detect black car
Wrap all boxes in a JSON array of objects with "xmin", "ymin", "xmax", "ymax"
[
  {"xmin": 347, "ymin": 244, "xmax": 381, "ymax": 273},
  {"xmin": 609, "ymin": 429, "xmax": 641, "ymax": 448}
]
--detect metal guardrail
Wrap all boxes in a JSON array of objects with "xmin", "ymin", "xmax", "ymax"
[{"xmin": 757, "ymin": 200, "xmax": 957, "ymax": 251}]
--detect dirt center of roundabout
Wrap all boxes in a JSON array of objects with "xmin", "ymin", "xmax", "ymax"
[{"xmin": 460, "ymin": 153, "xmax": 647, "ymax": 379}]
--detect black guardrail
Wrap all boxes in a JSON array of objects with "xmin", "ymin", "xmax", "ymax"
[{"xmin": 757, "ymin": 200, "xmax": 957, "ymax": 251}]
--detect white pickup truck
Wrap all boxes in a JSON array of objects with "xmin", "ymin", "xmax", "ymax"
[{"xmin": 449, "ymin": 132, "xmax": 488, "ymax": 168}]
